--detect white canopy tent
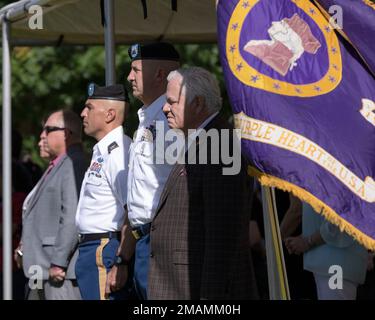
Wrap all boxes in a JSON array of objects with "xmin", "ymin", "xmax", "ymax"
[
  {"xmin": 0, "ymin": 0, "xmax": 217, "ymax": 85},
  {"xmin": 0, "ymin": 0, "xmax": 217, "ymax": 45},
  {"xmin": 1, "ymin": 0, "xmax": 287, "ymax": 301}
]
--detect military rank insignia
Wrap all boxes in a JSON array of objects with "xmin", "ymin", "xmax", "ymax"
[{"xmin": 108, "ymin": 141, "xmax": 119, "ymax": 154}]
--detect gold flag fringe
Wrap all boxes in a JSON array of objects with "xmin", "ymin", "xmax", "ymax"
[
  {"xmin": 248, "ymin": 166, "xmax": 375, "ymax": 251},
  {"xmin": 363, "ymin": 0, "xmax": 375, "ymax": 10}
]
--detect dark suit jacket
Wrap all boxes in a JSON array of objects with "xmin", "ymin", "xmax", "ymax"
[
  {"xmin": 22, "ymin": 144, "xmax": 87, "ymax": 280},
  {"xmin": 148, "ymin": 115, "xmax": 259, "ymax": 300}
]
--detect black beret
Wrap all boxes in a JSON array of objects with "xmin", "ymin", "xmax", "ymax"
[
  {"xmin": 87, "ymin": 83, "xmax": 129, "ymax": 102},
  {"xmin": 128, "ymin": 42, "xmax": 180, "ymax": 62}
]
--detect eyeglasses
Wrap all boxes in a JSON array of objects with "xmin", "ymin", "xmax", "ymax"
[{"xmin": 42, "ymin": 126, "xmax": 66, "ymax": 134}]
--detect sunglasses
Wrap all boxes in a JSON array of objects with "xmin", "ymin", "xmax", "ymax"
[{"xmin": 42, "ymin": 126, "xmax": 67, "ymax": 134}]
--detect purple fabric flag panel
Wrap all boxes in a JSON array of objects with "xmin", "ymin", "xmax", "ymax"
[
  {"xmin": 314, "ymin": 0, "xmax": 375, "ymax": 75},
  {"xmin": 217, "ymin": 0, "xmax": 375, "ymax": 249}
]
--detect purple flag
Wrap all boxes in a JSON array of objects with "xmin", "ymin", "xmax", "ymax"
[
  {"xmin": 217, "ymin": 0, "xmax": 375, "ymax": 249},
  {"xmin": 314, "ymin": 0, "xmax": 375, "ymax": 75}
]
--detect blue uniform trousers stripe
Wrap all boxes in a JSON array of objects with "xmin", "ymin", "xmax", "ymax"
[
  {"xmin": 75, "ymin": 237, "xmax": 134, "ymax": 300},
  {"xmin": 134, "ymin": 233, "xmax": 150, "ymax": 300}
]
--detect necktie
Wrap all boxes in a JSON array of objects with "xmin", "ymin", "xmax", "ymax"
[
  {"xmin": 45, "ymin": 161, "xmax": 55, "ymax": 177},
  {"xmin": 38, "ymin": 160, "xmax": 56, "ymax": 190}
]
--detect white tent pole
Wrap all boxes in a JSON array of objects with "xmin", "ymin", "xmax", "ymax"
[
  {"xmin": 103, "ymin": 0, "xmax": 115, "ymax": 85},
  {"xmin": 2, "ymin": 17, "xmax": 13, "ymax": 300},
  {"xmin": 1, "ymin": 1, "xmax": 34, "ymax": 21}
]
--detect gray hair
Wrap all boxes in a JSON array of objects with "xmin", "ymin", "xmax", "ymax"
[{"xmin": 167, "ymin": 67, "xmax": 222, "ymax": 113}]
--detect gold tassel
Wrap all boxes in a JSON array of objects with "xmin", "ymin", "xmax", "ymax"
[{"xmin": 248, "ymin": 166, "xmax": 375, "ymax": 251}]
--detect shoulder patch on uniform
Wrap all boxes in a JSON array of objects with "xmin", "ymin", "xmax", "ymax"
[{"xmin": 108, "ymin": 141, "xmax": 119, "ymax": 154}]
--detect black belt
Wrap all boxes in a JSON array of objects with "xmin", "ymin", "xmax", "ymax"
[
  {"xmin": 131, "ymin": 223, "xmax": 151, "ymax": 240},
  {"xmin": 78, "ymin": 231, "xmax": 121, "ymax": 244}
]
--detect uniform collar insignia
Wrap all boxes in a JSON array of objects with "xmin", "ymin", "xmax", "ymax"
[{"xmin": 108, "ymin": 141, "xmax": 119, "ymax": 154}]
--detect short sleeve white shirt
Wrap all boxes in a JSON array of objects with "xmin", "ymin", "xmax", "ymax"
[
  {"xmin": 76, "ymin": 126, "xmax": 132, "ymax": 233},
  {"xmin": 127, "ymin": 95, "xmax": 174, "ymax": 227}
]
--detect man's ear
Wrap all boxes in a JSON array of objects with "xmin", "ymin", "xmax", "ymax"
[
  {"xmin": 155, "ymin": 67, "xmax": 166, "ymax": 83},
  {"xmin": 106, "ymin": 108, "xmax": 116, "ymax": 123},
  {"xmin": 64, "ymin": 128, "xmax": 71, "ymax": 141},
  {"xmin": 193, "ymin": 96, "xmax": 205, "ymax": 113}
]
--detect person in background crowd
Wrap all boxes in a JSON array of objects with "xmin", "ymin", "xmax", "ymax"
[
  {"xmin": 1, "ymin": 129, "xmax": 32, "ymax": 299},
  {"xmin": 283, "ymin": 197, "xmax": 367, "ymax": 300}
]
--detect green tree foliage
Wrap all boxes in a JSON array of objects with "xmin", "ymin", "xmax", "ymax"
[
  {"xmin": 0, "ymin": 0, "xmax": 14, "ymax": 6},
  {"xmin": 2, "ymin": 0, "xmax": 373, "ymax": 165},
  {"xmin": 2, "ymin": 0, "xmax": 371, "ymax": 135},
  {"xmin": 1, "ymin": 44, "xmax": 226, "ymax": 165}
]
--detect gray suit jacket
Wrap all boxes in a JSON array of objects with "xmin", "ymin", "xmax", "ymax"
[{"xmin": 22, "ymin": 144, "xmax": 87, "ymax": 280}]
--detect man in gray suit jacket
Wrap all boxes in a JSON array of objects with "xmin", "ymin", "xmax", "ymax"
[{"xmin": 16, "ymin": 110, "xmax": 87, "ymax": 300}]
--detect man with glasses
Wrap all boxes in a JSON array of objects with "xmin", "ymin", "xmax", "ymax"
[{"xmin": 18, "ymin": 109, "xmax": 87, "ymax": 300}]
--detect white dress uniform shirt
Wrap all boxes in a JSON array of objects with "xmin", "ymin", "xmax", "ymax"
[
  {"xmin": 127, "ymin": 95, "xmax": 173, "ymax": 227},
  {"xmin": 76, "ymin": 126, "xmax": 132, "ymax": 233}
]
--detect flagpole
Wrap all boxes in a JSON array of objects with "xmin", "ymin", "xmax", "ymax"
[
  {"xmin": 261, "ymin": 186, "xmax": 290, "ymax": 300},
  {"xmin": 103, "ymin": 0, "xmax": 115, "ymax": 85}
]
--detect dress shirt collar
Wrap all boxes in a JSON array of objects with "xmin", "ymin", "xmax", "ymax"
[
  {"xmin": 186, "ymin": 111, "xmax": 219, "ymax": 151},
  {"xmin": 51, "ymin": 153, "xmax": 65, "ymax": 167},
  {"xmin": 137, "ymin": 95, "xmax": 166, "ymax": 124},
  {"xmin": 197, "ymin": 111, "xmax": 219, "ymax": 131}
]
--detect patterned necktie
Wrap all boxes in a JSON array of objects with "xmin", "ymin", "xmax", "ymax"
[{"xmin": 45, "ymin": 160, "xmax": 55, "ymax": 176}]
